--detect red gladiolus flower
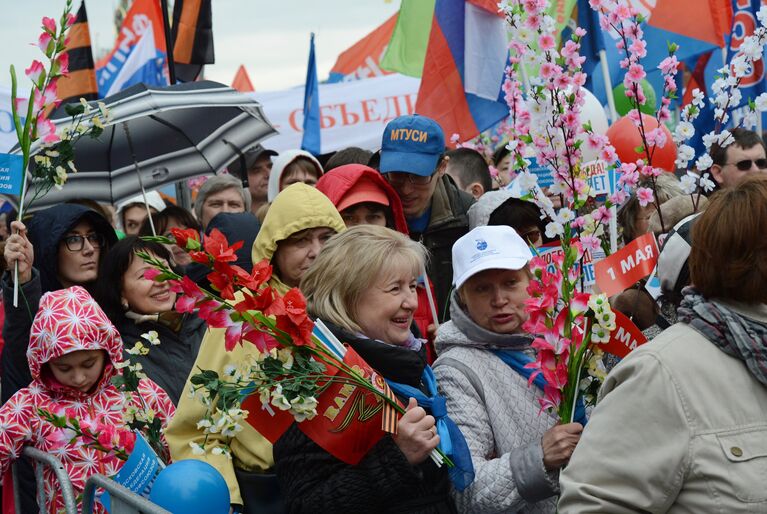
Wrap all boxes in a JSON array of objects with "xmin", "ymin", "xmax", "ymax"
[
  {"xmin": 283, "ymin": 288, "xmax": 309, "ymax": 326},
  {"xmin": 208, "ymin": 270, "xmax": 235, "ymax": 300},
  {"xmin": 235, "ymin": 259, "xmax": 272, "ymax": 290},
  {"xmin": 203, "ymin": 229, "xmax": 242, "ymax": 263},
  {"xmin": 234, "ymin": 288, "xmax": 274, "ymax": 313},
  {"xmin": 170, "ymin": 227, "xmax": 200, "ymax": 251}
]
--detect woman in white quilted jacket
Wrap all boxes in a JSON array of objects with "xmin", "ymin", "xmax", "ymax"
[{"xmin": 433, "ymin": 225, "xmax": 583, "ymax": 513}]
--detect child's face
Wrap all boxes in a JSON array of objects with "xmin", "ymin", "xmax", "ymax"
[{"xmin": 48, "ymin": 350, "xmax": 107, "ymax": 394}]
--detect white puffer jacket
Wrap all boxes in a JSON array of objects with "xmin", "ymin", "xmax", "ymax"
[{"xmin": 433, "ymin": 293, "xmax": 559, "ymax": 513}]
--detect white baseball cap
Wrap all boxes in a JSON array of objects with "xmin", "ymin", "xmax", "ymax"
[{"xmin": 452, "ymin": 225, "xmax": 533, "ymax": 289}]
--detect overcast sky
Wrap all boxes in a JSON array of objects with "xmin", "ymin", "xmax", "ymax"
[{"xmin": 0, "ymin": 0, "xmax": 399, "ymax": 92}]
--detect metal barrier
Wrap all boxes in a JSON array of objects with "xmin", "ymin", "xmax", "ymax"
[
  {"xmin": 12, "ymin": 447, "xmax": 171, "ymax": 514},
  {"xmin": 81, "ymin": 474, "xmax": 171, "ymax": 514},
  {"xmin": 13, "ymin": 446, "xmax": 78, "ymax": 514}
]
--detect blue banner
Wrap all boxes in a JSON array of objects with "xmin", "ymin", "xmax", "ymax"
[
  {"xmin": 100, "ymin": 432, "xmax": 162, "ymax": 512},
  {"xmin": 0, "ymin": 154, "xmax": 24, "ymax": 196}
]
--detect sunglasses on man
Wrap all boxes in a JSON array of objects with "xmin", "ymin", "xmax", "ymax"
[{"xmin": 726, "ymin": 158, "xmax": 767, "ymax": 171}]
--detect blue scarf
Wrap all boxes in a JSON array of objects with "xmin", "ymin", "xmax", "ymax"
[
  {"xmin": 386, "ymin": 366, "xmax": 475, "ymax": 491},
  {"xmin": 493, "ymin": 350, "xmax": 588, "ymax": 426}
]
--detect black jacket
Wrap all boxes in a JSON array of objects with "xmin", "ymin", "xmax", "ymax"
[
  {"xmin": 112, "ymin": 314, "xmax": 206, "ymax": 405},
  {"xmin": 1, "ymin": 205, "xmax": 116, "ymax": 403},
  {"xmin": 411, "ymin": 176, "xmax": 474, "ymax": 322},
  {"xmin": 273, "ymin": 322, "xmax": 456, "ymax": 514}
]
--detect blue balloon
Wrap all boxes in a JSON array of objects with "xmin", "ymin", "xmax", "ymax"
[{"xmin": 149, "ymin": 460, "xmax": 230, "ymax": 514}]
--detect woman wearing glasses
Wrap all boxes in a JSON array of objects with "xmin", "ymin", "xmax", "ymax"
[
  {"xmin": 94, "ymin": 236, "xmax": 206, "ymax": 406},
  {"xmin": 1, "ymin": 203, "xmax": 117, "ymax": 513}
]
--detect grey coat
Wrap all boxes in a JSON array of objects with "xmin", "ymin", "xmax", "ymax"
[{"xmin": 433, "ymin": 294, "xmax": 559, "ymax": 513}]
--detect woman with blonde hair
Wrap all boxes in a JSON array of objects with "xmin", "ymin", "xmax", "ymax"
[{"xmin": 274, "ymin": 224, "xmax": 468, "ymax": 513}]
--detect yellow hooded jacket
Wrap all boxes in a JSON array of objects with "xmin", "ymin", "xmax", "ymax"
[{"xmin": 166, "ymin": 183, "xmax": 346, "ymax": 505}]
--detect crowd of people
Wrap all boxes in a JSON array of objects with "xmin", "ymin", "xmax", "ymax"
[{"xmin": 0, "ymin": 112, "xmax": 765, "ymax": 513}]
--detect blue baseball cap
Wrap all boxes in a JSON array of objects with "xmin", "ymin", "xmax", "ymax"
[{"xmin": 379, "ymin": 115, "xmax": 445, "ymax": 177}]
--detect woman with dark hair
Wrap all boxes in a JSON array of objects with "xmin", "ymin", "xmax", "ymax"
[
  {"xmin": 2, "ymin": 204, "xmax": 117, "ymax": 513},
  {"xmin": 139, "ymin": 204, "xmax": 201, "ymax": 267},
  {"xmin": 94, "ymin": 236, "xmax": 205, "ymax": 404},
  {"xmin": 559, "ymin": 175, "xmax": 767, "ymax": 512}
]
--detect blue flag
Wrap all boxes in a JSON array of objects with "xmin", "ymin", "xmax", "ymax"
[{"xmin": 301, "ymin": 33, "xmax": 321, "ymax": 156}]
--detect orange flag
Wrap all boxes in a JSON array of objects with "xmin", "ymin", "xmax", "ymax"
[{"xmin": 231, "ymin": 65, "xmax": 254, "ymax": 93}]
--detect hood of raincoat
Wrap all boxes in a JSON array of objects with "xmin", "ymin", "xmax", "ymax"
[
  {"xmin": 267, "ymin": 149, "xmax": 324, "ymax": 202},
  {"xmin": 27, "ymin": 286, "xmax": 123, "ymax": 395},
  {"xmin": 27, "ymin": 204, "xmax": 117, "ymax": 293},
  {"xmin": 315, "ymin": 164, "xmax": 409, "ymax": 235},
  {"xmin": 252, "ymin": 183, "xmax": 346, "ymax": 294}
]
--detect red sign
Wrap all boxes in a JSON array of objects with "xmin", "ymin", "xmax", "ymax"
[
  {"xmin": 602, "ymin": 310, "xmax": 648, "ymax": 359},
  {"xmin": 594, "ymin": 233, "xmax": 659, "ymax": 297}
]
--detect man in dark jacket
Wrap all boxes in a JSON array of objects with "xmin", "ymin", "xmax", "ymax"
[
  {"xmin": 378, "ymin": 115, "xmax": 474, "ymax": 322},
  {"xmin": 1, "ymin": 203, "xmax": 116, "ymax": 513}
]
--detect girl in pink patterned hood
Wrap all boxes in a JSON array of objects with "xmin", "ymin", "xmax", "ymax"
[{"xmin": 0, "ymin": 286, "xmax": 175, "ymax": 513}]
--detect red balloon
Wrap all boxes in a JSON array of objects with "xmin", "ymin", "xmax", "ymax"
[{"xmin": 606, "ymin": 112, "xmax": 677, "ymax": 171}]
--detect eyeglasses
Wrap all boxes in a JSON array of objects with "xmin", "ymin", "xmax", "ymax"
[
  {"xmin": 725, "ymin": 158, "xmax": 767, "ymax": 171},
  {"xmin": 62, "ymin": 233, "xmax": 105, "ymax": 252},
  {"xmin": 385, "ymin": 172, "xmax": 435, "ymax": 187}
]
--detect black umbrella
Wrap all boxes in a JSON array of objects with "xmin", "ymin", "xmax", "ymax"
[{"xmin": 23, "ymin": 80, "xmax": 277, "ymax": 209}]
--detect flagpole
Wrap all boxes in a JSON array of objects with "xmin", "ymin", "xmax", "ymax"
[{"xmin": 159, "ymin": 0, "xmax": 177, "ymax": 85}]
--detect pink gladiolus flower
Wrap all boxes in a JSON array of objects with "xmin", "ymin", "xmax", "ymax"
[
  {"xmin": 37, "ymin": 32, "xmax": 53, "ymax": 54},
  {"xmin": 55, "ymin": 53, "xmax": 69, "ymax": 76},
  {"xmin": 538, "ymin": 385, "xmax": 562, "ymax": 412},
  {"xmin": 34, "ymin": 81, "xmax": 59, "ymax": 112},
  {"xmin": 197, "ymin": 299, "xmax": 223, "ymax": 321},
  {"xmin": 225, "ymin": 322, "xmax": 243, "ymax": 351},
  {"xmin": 143, "ymin": 268, "xmax": 161, "ymax": 281},
  {"xmin": 25, "ymin": 60, "xmax": 44, "ymax": 85},
  {"xmin": 14, "ymin": 97, "xmax": 29, "ymax": 114},
  {"xmin": 36, "ymin": 117, "xmax": 59, "ymax": 144},
  {"xmin": 41, "ymin": 16, "xmax": 57, "ymax": 34},
  {"xmin": 175, "ymin": 295, "xmax": 198, "ymax": 313},
  {"xmin": 636, "ymin": 187, "xmax": 654, "ymax": 207},
  {"xmin": 66, "ymin": 13, "xmax": 77, "ymax": 27}
]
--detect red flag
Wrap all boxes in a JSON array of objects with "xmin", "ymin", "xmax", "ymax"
[{"xmin": 243, "ymin": 346, "xmax": 402, "ymax": 465}]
